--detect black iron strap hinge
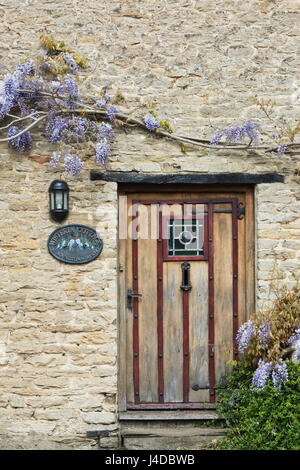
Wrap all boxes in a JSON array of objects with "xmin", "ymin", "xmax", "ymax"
[{"xmin": 237, "ymin": 202, "xmax": 245, "ymax": 220}]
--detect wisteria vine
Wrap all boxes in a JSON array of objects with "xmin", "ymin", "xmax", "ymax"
[
  {"xmin": 0, "ymin": 35, "xmax": 299, "ymax": 177},
  {"xmin": 236, "ymin": 319, "xmax": 299, "ymax": 392}
]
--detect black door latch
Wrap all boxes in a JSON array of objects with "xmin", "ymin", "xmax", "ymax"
[{"xmin": 127, "ymin": 288, "xmax": 142, "ymax": 310}]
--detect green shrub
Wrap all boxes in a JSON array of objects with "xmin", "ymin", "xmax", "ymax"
[{"xmin": 216, "ymin": 361, "xmax": 300, "ymax": 450}]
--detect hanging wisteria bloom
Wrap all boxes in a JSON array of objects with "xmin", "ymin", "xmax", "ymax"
[
  {"xmin": 258, "ymin": 321, "xmax": 271, "ymax": 346},
  {"xmin": 236, "ymin": 320, "xmax": 256, "ymax": 353},
  {"xmin": 96, "ymin": 138, "xmax": 110, "ymax": 165},
  {"xmin": 96, "ymin": 91, "xmax": 111, "ymax": 109},
  {"xmin": 49, "ymin": 152, "xmax": 61, "ymax": 171},
  {"xmin": 61, "ymin": 53, "xmax": 78, "ymax": 75},
  {"xmin": 277, "ymin": 142, "xmax": 288, "ymax": 156},
  {"xmin": 64, "ymin": 154, "xmax": 84, "ymax": 176},
  {"xmin": 45, "ymin": 116, "xmax": 68, "ymax": 144},
  {"xmin": 0, "ymin": 74, "xmax": 19, "ymax": 118},
  {"xmin": 106, "ymin": 104, "xmax": 118, "ymax": 122},
  {"xmin": 98, "ymin": 122, "xmax": 114, "ymax": 140},
  {"xmin": 144, "ymin": 113, "xmax": 160, "ymax": 132},
  {"xmin": 273, "ymin": 133, "xmax": 288, "ymax": 156},
  {"xmin": 210, "ymin": 120, "xmax": 261, "ymax": 147},
  {"xmin": 272, "ymin": 360, "xmax": 289, "ymax": 391},
  {"xmin": 8, "ymin": 125, "xmax": 32, "ymax": 152},
  {"xmin": 251, "ymin": 359, "xmax": 273, "ymax": 390},
  {"xmin": 288, "ymin": 328, "xmax": 300, "ymax": 362},
  {"xmin": 62, "ymin": 75, "xmax": 81, "ymax": 109}
]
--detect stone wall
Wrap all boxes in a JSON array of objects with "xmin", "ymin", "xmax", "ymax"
[{"xmin": 0, "ymin": 0, "xmax": 299, "ymax": 449}]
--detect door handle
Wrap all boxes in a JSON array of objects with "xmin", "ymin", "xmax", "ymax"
[
  {"xmin": 127, "ymin": 288, "xmax": 142, "ymax": 310},
  {"xmin": 180, "ymin": 262, "xmax": 192, "ymax": 291}
]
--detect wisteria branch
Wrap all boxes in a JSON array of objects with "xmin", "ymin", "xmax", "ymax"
[
  {"xmin": 0, "ymin": 114, "xmax": 47, "ymax": 142},
  {"xmin": 1, "ymin": 102, "xmax": 299, "ymax": 154},
  {"xmin": 0, "ymin": 42, "xmax": 299, "ymax": 177},
  {"xmin": 0, "ymin": 111, "xmax": 43, "ymax": 131}
]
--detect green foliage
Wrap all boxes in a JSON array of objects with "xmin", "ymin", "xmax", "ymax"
[
  {"xmin": 216, "ymin": 361, "xmax": 300, "ymax": 450},
  {"xmin": 159, "ymin": 119, "xmax": 173, "ymax": 134},
  {"xmin": 40, "ymin": 34, "xmax": 70, "ymax": 54},
  {"xmin": 241, "ymin": 285, "xmax": 300, "ymax": 367},
  {"xmin": 112, "ymin": 89, "xmax": 126, "ymax": 105},
  {"xmin": 180, "ymin": 142, "xmax": 186, "ymax": 154},
  {"xmin": 39, "ymin": 34, "xmax": 87, "ymax": 76},
  {"xmin": 147, "ymin": 109, "xmax": 173, "ymax": 134}
]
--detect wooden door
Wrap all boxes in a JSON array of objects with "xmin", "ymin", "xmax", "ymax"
[{"xmin": 119, "ymin": 189, "xmax": 254, "ymax": 410}]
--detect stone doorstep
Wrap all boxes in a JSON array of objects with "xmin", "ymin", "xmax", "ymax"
[
  {"xmin": 121, "ymin": 427, "xmax": 227, "ymax": 438},
  {"xmin": 120, "ymin": 427, "xmax": 228, "ymax": 451},
  {"xmin": 118, "ymin": 410, "xmax": 227, "ymax": 449}
]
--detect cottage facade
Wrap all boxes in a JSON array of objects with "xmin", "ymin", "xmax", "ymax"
[{"xmin": 0, "ymin": 0, "xmax": 299, "ymax": 449}]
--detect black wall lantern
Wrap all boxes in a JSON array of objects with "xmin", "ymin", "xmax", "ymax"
[{"xmin": 49, "ymin": 180, "xmax": 69, "ymax": 222}]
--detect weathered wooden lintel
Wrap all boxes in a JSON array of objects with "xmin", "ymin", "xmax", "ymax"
[{"xmin": 90, "ymin": 171, "xmax": 284, "ymax": 185}]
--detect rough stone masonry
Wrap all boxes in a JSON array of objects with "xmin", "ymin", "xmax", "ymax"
[{"xmin": 0, "ymin": 0, "xmax": 299, "ymax": 449}]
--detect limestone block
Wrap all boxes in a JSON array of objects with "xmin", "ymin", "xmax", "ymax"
[{"xmin": 82, "ymin": 411, "xmax": 116, "ymax": 425}]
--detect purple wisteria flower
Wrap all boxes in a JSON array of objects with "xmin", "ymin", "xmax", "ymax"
[
  {"xmin": 272, "ymin": 360, "xmax": 289, "ymax": 391},
  {"xmin": 16, "ymin": 60, "xmax": 34, "ymax": 80},
  {"xmin": 273, "ymin": 132, "xmax": 288, "ymax": 156},
  {"xmin": 252, "ymin": 359, "xmax": 273, "ymax": 390},
  {"xmin": 258, "ymin": 321, "xmax": 271, "ymax": 346},
  {"xmin": 287, "ymin": 328, "xmax": 300, "ymax": 346},
  {"xmin": 45, "ymin": 116, "xmax": 68, "ymax": 143},
  {"xmin": 94, "ymin": 122, "xmax": 115, "ymax": 164},
  {"xmin": 64, "ymin": 154, "xmax": 84, "ymax": 176},
  {"xmin": 106, "ymin": 104, "xmax": 118, "ymax": 122},
  {"xmin": 71, "ymin": 117, "xmax": 89, "ymax": 141},
  {"xmin": 236, "ymin": 320, "xmax": 256, "ymax": 353},
  {"xmin": 96, "ymin": 97, "xmax": 106, "ymax": 108},
  {"xmin": 144, "ymin": 113, "xmax": 160, "ymax": 132},
  {"xmin": 288, "ymin": 328, "xmax": 300, "ymax": 362},
  {"xmin": 98, "ymin": 122, "xmax": 114, "ymax": 140},
  {"xmin": 96, "ymin": 138, "xmax": 110, "ymax": 165},
  {"xmin": 0, "ymin": 74, "xmax": 19, "ymax": 118},
  {"xmin": 49, "ymin": 152, "xmax": 61, "ymax": 170},
  {"xmin": 61, "ymin": 75, "xmax": 81, "ymax": 109},
  {"xmin": 96, "ymin": 92, "xmax": 111, "ymax": 109},
  {"xmin": 41, "ymin": 51, "xmax": 56, "ymax": 72},
  {"xmin": 8, "ymin": 125, "xmax": 32, "ymax": 152},
  {"xmin": 277, "ymin": 143, "xmax": 288, "ymax": 156},
  {"xmin": 61, "ymin": 53, "xmax": 78, "ymax": 75},
  {"xmin": 210, "ymin": 121, "xmax": 261, "ymax": 147}
]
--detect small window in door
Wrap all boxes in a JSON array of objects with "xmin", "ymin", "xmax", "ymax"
[{"xmin": 162, "ymin": 211, "xmax": 208, "ymax": 261}]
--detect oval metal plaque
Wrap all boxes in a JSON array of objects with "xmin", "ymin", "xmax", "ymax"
[{"xmin": 48, "ymin": 224, "xmax": 103, "ymax": 264}]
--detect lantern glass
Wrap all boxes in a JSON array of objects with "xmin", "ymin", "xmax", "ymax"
[
  {"xmin": 50, "ymin": 191, "xmax": 55, "ymax": 210},
  {"xmin": 63, "ymin": 191, "xmax": 68, "ymax": 209},
  {"xmin": 55, "ymin": 190, "xmax": 63, "ymax": 210}
]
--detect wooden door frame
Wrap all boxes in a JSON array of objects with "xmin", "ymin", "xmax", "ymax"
[{"xmin": 117, "ymin": 184, "xmax": 255, "ymax": 413}]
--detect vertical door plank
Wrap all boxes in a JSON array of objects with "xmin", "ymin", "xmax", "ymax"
[
  {"xmin": 138, "ymin": 205, "xmax": 158, "ymax": 402},
  {"xmin": 126, "ymin": 195, "xmax": 134, "ymax": 403},
  {"xmin": 189, "ymin": 262, "xmax": 210, "ymax": 402},
  {"xmin": 118, "ymin": 194, "xmax": 127, "ymax": 411},
  {"xmin": 163, "ymin": 262, "xmax": 183, "ymax": 402},
  {"xmin": 214, "ymin": 205, "xmax": 233, "ymax": 383},
  {"xmin": 245, "ymin": 190, "xmax": 255, "ymax": 320},
  {"xmin": 238, "ymin": 194, "xmax": 246, "ymax": 328}
]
